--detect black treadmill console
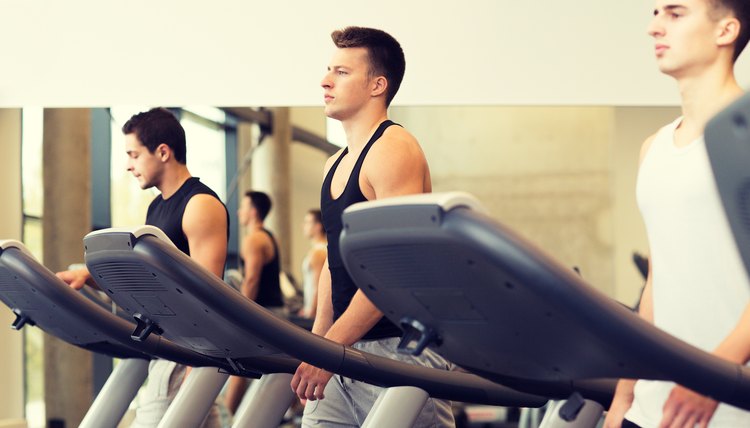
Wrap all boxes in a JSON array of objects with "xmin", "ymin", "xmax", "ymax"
[{"xmin": 705, "ymin": 92, "xmax": 750, "ymax": 282}]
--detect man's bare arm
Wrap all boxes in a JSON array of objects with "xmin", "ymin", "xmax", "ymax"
[
  {"xmin": 181, "ymin": 194, "xmax": 228, "ymax": 382},
  {"xmin": 305, "ymin": 248, "xmax": 326, "ymax": 317},
  {"xmin": 311, "ymin": 258, "xmax": 333, "ymax": 336},
  {"xmin": 182, "ymin": 194, "xmax": 228, "ymax": 278},
  {"xmin": 324, "ymin": 130, "xmax": 430, "ymax": 345}
]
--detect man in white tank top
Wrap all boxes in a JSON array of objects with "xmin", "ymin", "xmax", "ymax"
[
  {"xmin": 300, "ymin": 209, "xmax": 326, "ymax": 319},
  {"xmin": 604, "ymin": 1, "xmax": 750, "ymax": 427}
]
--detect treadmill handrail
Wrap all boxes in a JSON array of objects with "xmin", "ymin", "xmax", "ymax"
[
  {"xmin": 0, "ymin": 239, "xmax": 37, "ymax": 260},
  {"xmin": 342, "ymin": 191, "xmax": 488, "ymax": 215},
  {"xmin": 0, "ymin": 242, "xmax": 222, "ymax": 367},
  {"xmin": 86, "ymin": 225, "xmax": 175, "ymax": 247},
  {"xmin": 84, "ymin": 227, "xmax": 547, "ymax": 407},
  {"xmin": 338, "ymin": 193, "xmax": 750, "ymax": 410}
]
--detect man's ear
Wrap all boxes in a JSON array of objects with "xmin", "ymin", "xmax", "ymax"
[
  {"xmin": 371, "ymin": 76, "xmax": 388, "ymax": 98},
  {"xmin": 717, "ymin": 16, "xmax": 740, "ymax": 48},
  {"xmin": 156, "ymin": 143, "xmax": 172, "ymax": 162}
]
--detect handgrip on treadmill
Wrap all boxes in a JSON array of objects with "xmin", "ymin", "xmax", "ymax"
[
  {"xmin": 559, "ymin": 392, "xmax": 585, "ymax": 422},
  {"xmin": 11, "ymin": 311, "xmax": 34, "ymax": 331},
  {"xmin": 131, "ymin": 313, "xmax": 163, "ymax": 342},
  {"xmin": 397, "ymin": 317, "xmax": 442, "ymax": 356}
]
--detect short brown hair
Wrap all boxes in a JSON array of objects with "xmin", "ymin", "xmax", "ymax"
[
  {"xmin": 122, "ymin": 108, "xmax": 187, "ymax": 164},
  {"xmin": 245, "ymin": 191, "xmax": 272, "ymax": 221},
  {"xmin": 307, "ymin": 209, "xmax": 322, "ymax": 224},
  {"xmin": 711, "ymin": 0, "xmax": 750, "ymax": 61},
  {"xmin": 331, "ymin": 27, "xmax": 406, "ymax": 107}
]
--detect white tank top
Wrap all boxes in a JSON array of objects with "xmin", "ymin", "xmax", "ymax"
[
  {"xmin": 302, "ymin": 243, "xmax": 327, "ymax": 314},
  {"xmin": 625, "ymin": 118, "xmax": 750, "ymax": 427}
]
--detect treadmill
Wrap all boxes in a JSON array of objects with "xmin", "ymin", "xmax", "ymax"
[
  {"xmin": 338, "ymin": 192, "xmax": 750, "ymax": 427},
  {"xmin": 83, "ymin": 226, "xmax": 548, "ymax": 428},
  {"xmin": 705, "ymin": 91, "xmax": 750, "ymax": 281},
  {"xmin": 0, "ymin": 239, "xmax": 305, "ymax": 428},
  {"xmin": 0, "ymin": 240, "xmax": 225, "ymax": 428}
]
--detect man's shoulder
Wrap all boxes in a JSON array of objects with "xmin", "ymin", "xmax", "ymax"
[
  {"xmin": 184, "ymin": 192, "xmax": 226, "ymax": 212},
  {"xmin": 245, "ymin": 229, "xmax": 273, "ymax": 252},
  {"xmin": 185, "ymin": 179, "xmax": 223, "ymax": 202},
  {"xmin": 183, "ymin": 194, "xmax": 228, "ymax": 230},
  {"xmin": 182, "ymin": 178, "xmax": 225, "ymax": 211},
  {"xmin": 381, "ymin": 123, "xmax": 418, "ymax": 145},
  {"xmin": 368, "ymin": 124, "xmax": 423, "ymax": 163},
  {"xmin": 367, "ymin": 125, "xmax": 421, "ymax": 157}
]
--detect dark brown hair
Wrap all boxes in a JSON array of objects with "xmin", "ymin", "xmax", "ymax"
[
  {"xmin": 245, "ymin": 191, "xmax": 272, "ymax": 221},
  {"xmin": 122, "ymin": 108, "xmax": 187, "ymax": 164},
  {"xmin": 711, "ymin": 0, "xmax": 750, "ymax": 61},
  {"xmin": 331, "ymin": 26, "xmax": 406, "ymax": 107},
  {"xmin": 307, "ymin": 209, "xmax": 322, "ymax": 224}
]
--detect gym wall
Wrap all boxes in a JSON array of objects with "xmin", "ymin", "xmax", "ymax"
[
  {"xmin": 2, "ymin": 0, "xmax": 748, "ymax": 107},
  {"xmin": 391, "ymin": 105, "xmax": 681, "ymax": 305},
  {"xmin": 0, "ymin": 109, "xmax": 25, "ymax": 420}
]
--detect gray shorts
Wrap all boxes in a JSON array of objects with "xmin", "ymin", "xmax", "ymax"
[{"xmin": 302, "ymin": 337, "xmax": 455, "ymax": 427}]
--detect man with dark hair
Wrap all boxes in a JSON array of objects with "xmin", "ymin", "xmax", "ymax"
[
  {"xmin": 604, "ymin": 1, "xmax": 750, "ymax": 427},
  {"xmin": 329, "ymin": 26, "xmax": 406, "ymax": 107},
  {"xmin": 710, "ymin": 0, "xmax": 750, "ymax": 60},
  {"xmin": 225, "ymin": 190, "xmax": 284, "ymax": 414},
  {"xmin": 122, "ymin": 107, "xmax": 188, "ymax": 165},
  {"xmin": 290, "ymin": 27, "xmax": 454, "ymax": 427},
  {"xmin": 57, "ymin": 107, "xmax": 227, "ymax": 428},
  {"xmin": 245, "ymin": 190, "xmax": 273, "ymax": 222}
]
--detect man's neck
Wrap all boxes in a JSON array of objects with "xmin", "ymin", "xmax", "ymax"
[
  {"xmin": 246, "ymin": 219, "xmax": 263, "ymax": 231},
  {"xmin": 340, "ymin": 104, "xmax": 389, "ymax": 154},
  {"xmin": 157, "ymin": 165, "xmax": 192, "ymax": 199},
  {"xmin": 677, "ymin": 64, "xmax": 743, "ymax": 133}
]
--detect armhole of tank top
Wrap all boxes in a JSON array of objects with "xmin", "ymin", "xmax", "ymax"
[
  {"xmin": 327, "ymin": 149, "xmax": 349, "ymax": 177},
  {"xmin": 263, "ymin": 229, "xmax": 278, "ymax": 261},
  {"xmin": 641, "ymin": 121, "xmax": 676, "ymax": 166},
  {"xmin": 358, "ymin": 121, "xmax": 394, "ymax": 163},
  {"xmin": 640, "ymin": 135, "xmax": 658, "ymax": 166}
]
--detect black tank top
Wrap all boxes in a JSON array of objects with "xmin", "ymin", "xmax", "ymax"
[
  {"xmin": 145, "ymin": 177, "xmax": 229, "ymax": 256},
  {"xmin": 254, "ymin": 229, "xmax": 284, "ymax": 308},
  {"xmin": 320, "ymin": 120, "xmax": 401, "ymax": 340}
]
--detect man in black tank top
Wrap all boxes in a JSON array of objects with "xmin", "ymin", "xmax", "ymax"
[
  {"xmin": 291, "ymin": 27, "xmax": 454, "ymax": 427},
  {"xmin": 225, "ymin": 190, "xmax": 284, "ymax": 414},
  {"xmin": 57, "ymin": 108, "xmax": 227, "ymax": 428}
]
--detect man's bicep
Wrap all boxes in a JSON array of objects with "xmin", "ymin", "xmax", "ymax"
[
  {"xmin": 367, "ymin": 138, "xmax": 427, "ymax": 199},
  {"xmin": 188, "ymin": 230, "xmax": 227, "ymax": 278},
  {"xmin": 317, "ymin": 258, "xmax": 331, "ymax": 294},
  {"xmin": 310, "ymin": 249, "xmax": 326, "ymax": 271},
  {"xmin": 183, "ymin": 195, "xmax": 228, "ymax": 277},
  {"xmin": 242, "ymin": 235, "xmax": 266, "ymax": 278},
  {"xmin": 312, "ymin": 260, "xmax": 334, "ymax": 336}
]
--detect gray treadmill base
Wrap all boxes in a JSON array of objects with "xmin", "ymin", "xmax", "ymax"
[
  {"xmin": 80, "ymin": 358, "xmax": 149, "ymax": 428},
  {"xmin": 362, "ymin": 386, "xmax": 430, "ymax": 428},
  {"xmin": 157, "ymin": 367, "xmax": 229, "ymax": 428},
  {"xmin": 232, "ymin": 373, "xmax": 295, "ymax": 428}
]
